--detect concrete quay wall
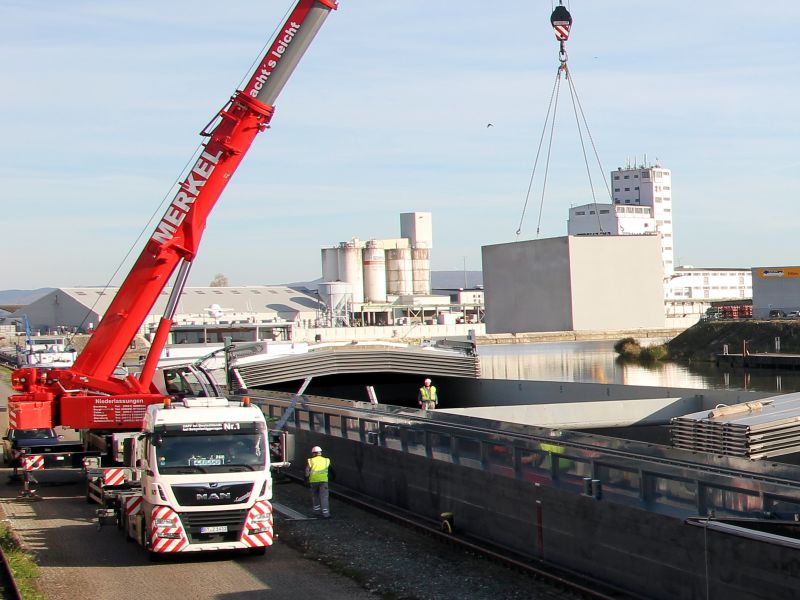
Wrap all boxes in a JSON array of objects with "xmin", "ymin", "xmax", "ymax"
[{"xmin": 291, "ymin": 323, "xmax": 685, "ymax": 346}]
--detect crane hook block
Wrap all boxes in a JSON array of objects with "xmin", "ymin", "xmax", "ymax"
[{"xmin": 550, "ymin": 5, "xmax": 572, "ymax": 41}]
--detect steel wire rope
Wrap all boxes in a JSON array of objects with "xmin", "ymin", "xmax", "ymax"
[
  {"xmin": 235, "ymin": 1, "xmax": 295, "ymax": 92},
  {"xmin": 515, "ymin": 67, "xmax": 562, "ymax": 240},
  {"xmin": 71, "ymin": 145, "xmax": 206, "ymax": 340},
  {"xmin": 563, "ymin": 64, "xmax": 605, "ymax": 234},
  {"xmin": 69, "ymin": 3, "xmax": 296, "ymax": 343},
  {"xmin": 565, "ymin": 64, "xmax": 613, "ymax": 203},
  {"xmin": 533, "ymin": 74, "xmax": 562, "ymax": 239}
]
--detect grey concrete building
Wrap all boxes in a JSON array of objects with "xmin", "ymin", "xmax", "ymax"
[{"xmin": 481, "ymin": 235, "xmax": 664, "ymax": 333}]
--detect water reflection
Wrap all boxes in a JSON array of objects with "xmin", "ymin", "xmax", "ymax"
[{"xmin": 478, "ymin": 340, "xmax": 800, "ymax": 393}]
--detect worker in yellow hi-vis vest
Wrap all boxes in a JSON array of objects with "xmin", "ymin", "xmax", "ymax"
[
  {"xmin": 418, "ymin": 378, "xmax": 438, "ymax": 411},
  {"xmin": 305, "ymin": 446, "xmax": 334, "ymax": 518}
]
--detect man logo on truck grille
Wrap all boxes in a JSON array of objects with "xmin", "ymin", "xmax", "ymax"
[{"xmin": 196, "ymin": 492, "xmax": 232, "ymax": 502}]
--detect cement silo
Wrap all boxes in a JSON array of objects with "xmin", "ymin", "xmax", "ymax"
[
  {"xmin": 412, "ymin": 247, "xmax": 431, "ymax": 295},
  {"xmin": 317, "ymin": 281, "xmax": 352, "ymax": 326},
  {"xmin": 337, "ymin": 240, "xmax": 364, "ymax": 303},
  {"xmin": 362, "ymin": 241, "xmax": 387, "ymax": 303},
  {"xmin": 386, "ymin": 247, "xmax": 413, "ymax": 296},
  {"xmin": 321, "ymin": 247, "xmax": 339, "ymax": 282}
]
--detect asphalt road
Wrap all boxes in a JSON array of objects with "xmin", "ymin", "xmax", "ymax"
[{"xmin": 0, "ymin": 373, "xmax": 375, "ymax": 600}]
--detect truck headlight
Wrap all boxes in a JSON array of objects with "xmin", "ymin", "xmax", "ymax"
[
  {"xmin": 153, "ymin": 518, "xmax": 175, "ymax": 528},
  {"xmin": 251, "ymin": 513, "xmax": 272, "ymax": 523}
]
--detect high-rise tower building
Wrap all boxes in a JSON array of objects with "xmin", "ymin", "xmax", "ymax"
[
  {"xmin": 568, "ymin": 162, "xmax": 674, "ymax": 279},
  {"xmin": 611, "ymin": 163, "xmax": 674, "ymax": 277}
]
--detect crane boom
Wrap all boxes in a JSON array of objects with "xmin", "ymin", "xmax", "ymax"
[{"xmin": 9, "ymin": 0, "xmax": 337, "ymax": 431}]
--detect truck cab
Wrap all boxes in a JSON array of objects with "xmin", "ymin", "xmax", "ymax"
[{"xmin": 126, "ymin": 397, "xmax": 274, "ymax": 555}]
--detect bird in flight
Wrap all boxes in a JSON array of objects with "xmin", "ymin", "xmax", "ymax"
[{"xmin": 486, "ymin": 123, "xmax": 493, "ymax": 128}]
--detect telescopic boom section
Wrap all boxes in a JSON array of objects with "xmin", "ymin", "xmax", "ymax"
[{"xmin": 8, "ymin": 0, "xmax": 337, "ymax": 430}]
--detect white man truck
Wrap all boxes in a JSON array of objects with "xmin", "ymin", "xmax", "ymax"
[{"xmin": 89, "ymin": 396, "xmax": 276, "ymax": 556}]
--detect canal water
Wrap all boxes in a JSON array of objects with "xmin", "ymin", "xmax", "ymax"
[{"xmin": 478, "ymin": 340, "xmax": 800, "ymax": 394}]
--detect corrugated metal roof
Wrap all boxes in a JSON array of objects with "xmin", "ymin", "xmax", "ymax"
[
  {"xmin": 234, "ymin": 345, "xmax": 480, "ymax": 387},
  {"xmin": 53, "ymin": 286, "xmax": 321, "ymax": 321}
]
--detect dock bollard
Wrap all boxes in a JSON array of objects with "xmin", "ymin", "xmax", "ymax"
[
  {"xmin": 440, "ymin": 512, "xmax": 454, "ymax": 534},
  {"xmin": 592, "ymin": 479, "xmax": 602, "ymax": 500},
  {"xmin": 582, "ymin": 477, "xmax": 592, "ymax": 496}
]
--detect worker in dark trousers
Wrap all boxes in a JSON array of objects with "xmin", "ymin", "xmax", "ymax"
[
  {"xmin": 418, "ymin": 378, "xmax": 438, "ymax": 411},
  {"xmin": 305, "ymin": 446, "xmax": 334, "ymax": 518}
]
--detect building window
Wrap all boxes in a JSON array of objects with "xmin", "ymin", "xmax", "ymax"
[
  {"xmin": 614, "ymin": 175, "xmax": 620, "ymax": 180},
  {"xmin": 635, "ymin": 186, "xmax": 639, "ymax": 190},
  {"xmin": 634, "ymin": 174, "xmax": 639, "ymax": 178},
  {"xmin": 589, "ymin": 211, "xmax": 596, "ymax": 215},
  {"xmin": 614, "ymin": 188, "xmax": 620, "ymax": 192},
  {"xmin": 624, "ymin": 187, "xmax": 630, "ymax": 191},
  {"xmin": 599, "ymin": 209, "xmax": 610, "ymax": 214},
  {"xmin": 575, "ymin": 211, "xmax": 586, "ymax": 215},
  {"xmin": 664, "ymin": 186, "xmax": 671, "ymax": 190},
  {"xmin": 625, "ymin": 199, "xmax": 630, "ymax": 204},
  {"xmin": 663, "ymin": 208, "xmax": 671, "ymax": 212},
  {"xmin": 624, "ymin": 175, "xmax": 630, "ymax": 179}
]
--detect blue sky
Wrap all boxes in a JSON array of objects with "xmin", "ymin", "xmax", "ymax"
[{"xmin": 2, "ymin": 1, "xmax": 799, "ymax": 289}]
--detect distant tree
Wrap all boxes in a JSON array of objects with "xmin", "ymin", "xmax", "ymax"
[{"xmin": 209, "ymin": 273, "xmax": 229, "ymax": 287}]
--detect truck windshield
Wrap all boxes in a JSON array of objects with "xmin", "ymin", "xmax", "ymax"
[{"xmin": 155, "ymin": 433, "xmax": 266, "ymax": 474}]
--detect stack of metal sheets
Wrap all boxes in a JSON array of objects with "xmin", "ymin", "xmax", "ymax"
[{"xmin": 670, "ymin": 393, "xmax": 800, "ymax": 460}]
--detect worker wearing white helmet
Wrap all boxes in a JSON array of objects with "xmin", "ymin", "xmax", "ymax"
[
  {"xmin": 305, "ymin": 445, "xmax": 334, "ymax": 518},
  {"xmin": 418, "ymin": 377, "xmax": 438, "ymax": 411}
]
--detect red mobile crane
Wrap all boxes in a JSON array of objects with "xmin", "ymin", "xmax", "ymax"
[{"xmin": 9, "ymin": 0, "xmax": 337, "ymax": 432}]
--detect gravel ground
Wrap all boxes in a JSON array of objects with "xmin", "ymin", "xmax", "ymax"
[{"xmin": 273, "ymin": 480, "xmax": 588, "ymax": 600}]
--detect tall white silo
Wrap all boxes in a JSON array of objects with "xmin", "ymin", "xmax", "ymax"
[
  {"xmin": 337, "ymin": 240, "xmax": 364, "ymax": 303},
  {"xmin": 321, "ymin": 247, "xmax": 339, "ymax": 282},
  {"xmin": 386, "ymin": 247, "xmax": 413, "ymax": 296},
  {"xmin": 412, "ymin": 247, "xmax": 431, "ymax": 295},
  {"xmin": 362, "ymin": 241, "xmax": 387, "ymax": 303}
]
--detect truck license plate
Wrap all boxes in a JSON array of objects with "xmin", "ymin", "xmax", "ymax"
[{"xmin": 200, "ymin": 525, "xmax": 227, "ymax": 534}]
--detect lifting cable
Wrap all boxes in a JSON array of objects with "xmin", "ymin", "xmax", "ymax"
[
  {"xmin": 70, "ymin": 4, "xmax": 300, "ymax": 344},
  {"xmin": 515, "ymin": 1, "xmax": 611, "ymax": 240}
]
